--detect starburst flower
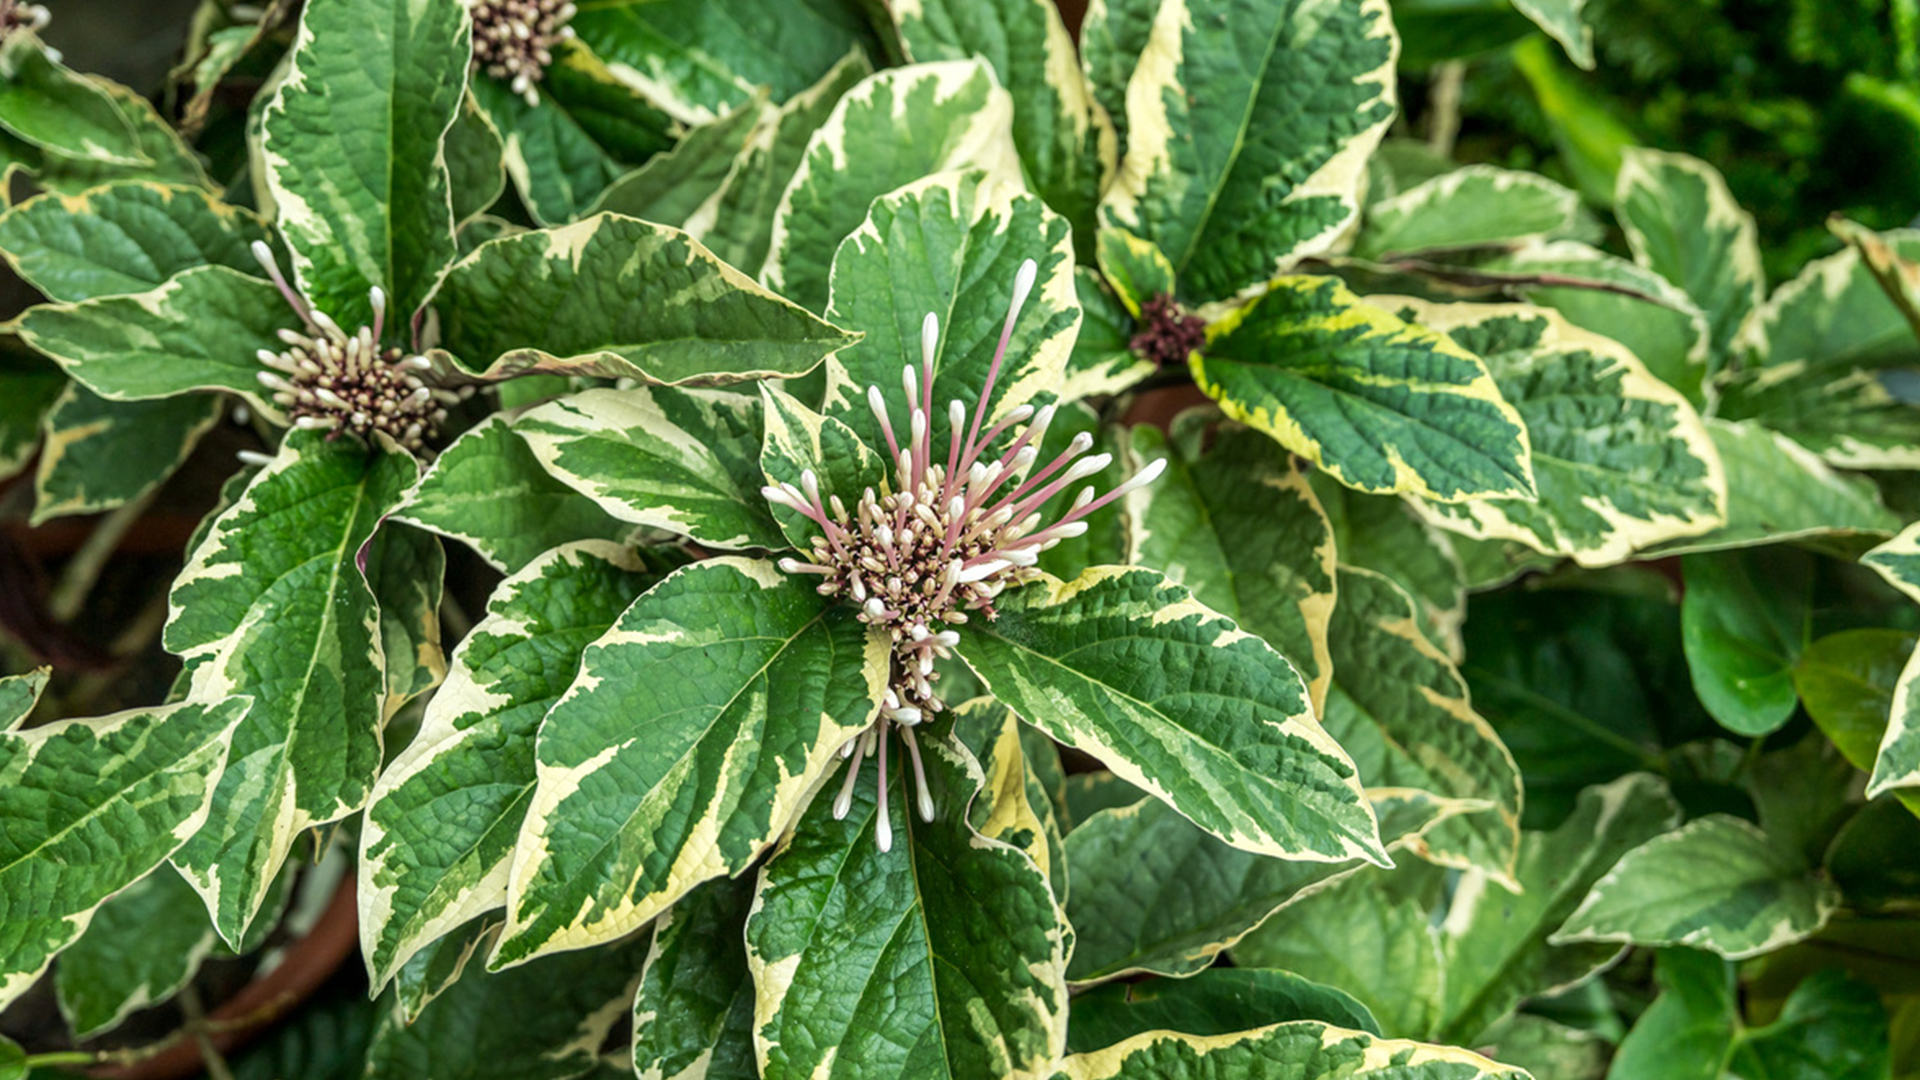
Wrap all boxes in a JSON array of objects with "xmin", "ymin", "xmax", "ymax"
[
  {"xmin": 468, "ymin": 0, "xmax": 576, "ymax": 106},
  {"xmin": 1130, "ymin": 292, "xmax": 1208, "ymax": 367},
  {"xmin": 249, "ymin": 242, "xmax": 457, "ymax": 454},
  {"xmin": 765, "ymin": 259, "xmax": 1167, "ymax": 849}
]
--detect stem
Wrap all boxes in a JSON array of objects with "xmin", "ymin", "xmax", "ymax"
[
  {"xmin": 48, "ymin": 488, "xmax": 157, "ymax": 622},
  {"xmin": 181, "ymin": 985, "xmax": 237, "ymax": 1080},
  {"xmin": 1426, "ymin": 60, "xmax": 1465, "ymax": 158},
  {"xmin": 23, "ymin": 1051, "xmax": 97, "ymax": 1068}
]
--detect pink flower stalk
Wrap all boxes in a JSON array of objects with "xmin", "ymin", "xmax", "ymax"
[
  {"xmin": 250, "ymin": 241, "xmax": 458, "ymax": 453},
  {"xmin": 765, "ymin": 258, "xmax": 1167, "ymax": 849}
]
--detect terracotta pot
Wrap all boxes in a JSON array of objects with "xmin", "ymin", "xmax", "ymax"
[
  {"xmin": 88, "ymin": 878, "xmax": 360, "ymax": 1080},
  {"xmin": 1120, "ymin": 383, "xmax": 1213, "ymax": 433}
]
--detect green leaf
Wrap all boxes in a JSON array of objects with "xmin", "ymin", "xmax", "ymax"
[
  {"xmin": 1717, "ymin": 235, "xmax": 1920, "ymax": 469},
  {"xmin": 819, "ymin": 168, "xmax": 1077, "ymax": 460},
  {"xmin": 1060, "ymin": 267, "xmax": 1154, "ymax": 401},
  {"xmin": 0, "ymin": 35, "xmax": 147, "ymax": 166},
  {"xmin": 32, "ymin": 386, "xmax": 222, "ymax": 525},
  {"xmin": 1049, "ymin": 1022, "xmax": 1527, "ymax": 1080},
  {"xmin": 1642, "ymin": 420, "xmax": 1898, "ymax": 555},
  {"xmin": 512, "ymin": 386, "xmax": 783, "ymax": 550},
  {"xmin": 1099, "ymin": 0, "xmax": 1397, "ymax": 304},
  {"xmin": 1434, "ymin": 773, "xmax": 1682, "ymax": 1045},
  {"xmin": 895, "ymin": 0, "xmax": 1114, "ymax": 256},
  {"xmin": 1396, "ymin": 300, "xmax": 1727, "ymax": 565},
  {"xmin": 1602, "ymin": 949, "xmax": 1734, "ymax": 1080},
  {"xmin": 14, "ymin": 265, "xmax": 287, "ymax": 413},
  {"xmin": 1096, "ymin": 227, "xmax": 1176, "ymax": 320},
  {"xmin": 1195, "ymin": 275, "xmax": 1535, "ymax": 503},
  {"xmin": 1479, "ymin": 1016, "xmax": 1606, "ymax": 1080},
  {"xmin": 572, "ymin": 0, "xmax": 879, "ymax": 121},
  {"xmin": 1128, "ymin": 421, "xmax": 1336, "ymax": 714},
  {"xmin": 259, "ymin": 0, "xmax": 468, "ymax": 323},
  {"xmin": 55, "ymin": 865, "xmax": 219, "ymax": 1039},
  {"xmin": 632, "ymin": 874, "xmax": 758, "ymax": 1080},
  {"xmin": 34, "ymin": 73, "xmax": 210, "ymax": 194},
  {"xmin": 432, "ymin": 213, "xmax": 856, "ymax": 384},
  {"xmin": 364, "ymin": 932, "xmax": 650, "ymax": 1080},
  {"xmin": 757, "ymin": 383, "xmax": 889, "ymax": 550},
  {"xmin": 0, "ymin": 696, "xmax": 248, "ymax": 1010},
  {"xmin": 1729, "ymin": 970, "xmax": 1892, "ymax": 1080},
  {"xmin": 745, "ymin": 716, "xmax": 1068, "ymax": 1080},
  {"xmin": 494, "ymin": 557, "xmax": 885, "ymax": 968},
  {"xmin": 1323, "ymin": 567, "xmax": 1523, "ymax": 884},
  {"xmin": 1511, "ymin": 0, "xmax": 1595, "ymax": 69},
  {"xmin": 0, "ymin": 182, "xmax": 270, "ymax": 303},
  {"xmin": 467, "ymin": 49, "xmax": 673, "ymax": 226},
  {"xmin": 1552, "ymin": 815, "xmax": 1840, "ymax": 959},
  {"xmin": 0, "ymin": 1035, "xmax": 21, "ymax": 1080},
  {"xmin": 696, "ymin": 50, "xmax": 871, "ymax": 276},
  {"xmin": 1308, "ymin": 475, "xmax": 1464, "ymax": 657},
  {"xmin": 765, "ymin": 58, "xmax": 1020, "ymax": 313},
  {"xmin": 1681, "ymin": 549, "xmax": 1811, "ymax": 737},
  {"xmin": 1825, "ymin": 798, "xmax": 1920, "ymax": 907},
  {"xmin": 1078, "ymin": 0, "xmax": 1155, "ymax": 150},
  {"xmin": 165, "ymin": 430, "xmax": 418, "ymax": 945},
  {"xmin": 1614, "ymin": 148, "xmax": 1764, "ymax": 365},
  {"xmin": 365, "ymin": 521, "xmax": 446, "ymax": 715},
  {"xmin": 1508, "ymin": 36, "xmax": 1632, "ymax": 206},
  {"xmin": 1067, "ymin": 969, "xmax": 1381, "ymax": 1055},
  {"xmin": 0, "ymin": 668, "xmax": 47, "ymax": 728},
  {"xmin": 954, "ymin": 565, "xmax": 1385, "ymax": 866},
  {"xmin": 1795, "ymin": 629, "xmax": 1918, "ymax": 777},
  {"xmin": 587, "ymin": 94, "xmax": 763, "ymax": 227},
  {"xmin": 1356, "ymin": 166, "xmax": 1581, "ymax": 258},
  {"xmin": 1230, "ymin": 858, "xmax": 1448, "ymax": 1038},
  {"xmin": 0, "ymin": 344, "xmax": 62, "ymax": 480},
  {"xmin": 389, "ymin": 917, "xmax": 494, "ymax": 1026},
  {"xmin": 358, "ymin": 541, "xmax": 669, "ymax": 988},
  {"xmin": 446, "ymin": 93, "xmax": 506, "ymax": 226},
  {"xmin": 1492, "ymin": 239, "xmax": 1711, "ymax": 403},
  {"xmin": 392, "ymin": 414, "xmax": 637, "ymax": 573}
]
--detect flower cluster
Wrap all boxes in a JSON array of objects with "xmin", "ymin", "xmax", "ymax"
[
  {"xmin": 1130, "ymin": 292, "xmax": 1208, "ymax": 367},
  {"xmin": 766, "ymin": 259, "xmax": 1165, "ymax": 848},
  {"xmin": 468, "ymin": 0, "xmax": 576, "ymax": 106},
  {"xmin": 250, "ymin": 242, "xmax": 455, "ymax": 454},
  {"xmin": 0, "ymin": 0, "xmax": 50, "ymax": 39}
]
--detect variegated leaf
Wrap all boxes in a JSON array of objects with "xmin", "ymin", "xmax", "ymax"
[
  {"xmin": 632, "ymin": 874, "xmax": 759, "ymax": 1080},
  {"xmin": 0, "ymin": 668, "xmax": 46, "ymax": 728},
  {"xmin": 1862, "ymin": 525, "xmax": 1920, "ymax": 797},
  {"xmin": 951, "ymin": 699, "xmax": 1066, "ymax": 894},
  {"xmin": 820, "ymin": 168, "xmax": 1077, "ymax": 460},
  {"xmin": 1391, "ymin": 299, "xmax": 1726, "ymax": 565},
  {"xmin": 364, "ymin": 931, "xmax": 651, "ymax": 1080},
  {"xmin": 1048, "ymin": 1021, "xmax": 1526, "ymax": 1080},
  {"xmin": 764, "ymin": 59, "xmax": 1021, "ymax": 313},
  {"xmin": 1126, "ymin": 420, "xmax": 1336, "ymax": 715},
  {"xmin": 1325, "ymin": 567, "xmax": 1522, "ymax": 884},
  {"xmin": 758, "ymin": 384, "xmax": 889, "ymax": 550},
  {"xmin": 365, "ymin": 521, "xmax": 446, "ymax": 715},
  {"xmin": 1434, "ymin": 773, "xmax": 1680, "ymax": 1044},
  {"xmin": 32, "ymin": 386, "xmax": 222, "ymax": 525},
  {"xmin": 0, "ymin": 697, "xmax": 248, "ymax": 1011},
  {"xmin": 165, "ymin": 430, "xmax": 417, "ymax": 945},
  {"xmin": 1195, "ymin": 275, "xmax": 1535, "ymax": 502},
  {"xmin": 0, "ymin": 35, "xmax": 147, "ymax": 166},
  {"xmin": 259, "ymin": 0, "xmax": 467, "ymax": 323},
  {"xmin": 1078, "ymin": 0, "xmax": 1155, "ymax": 149},
  {"xmin": 1615, "ymin": 148, "xmax": 1764, "ymax": 365},
  {"xmin": 895, "ymin": 0, "xmax": 1115, "ymax": 254},
  {"xmin": 432, "ymin": 214, "xmax": 856, "ymax": 385},
  {"xmin": 14, "ymin": 265, "xmax": 287, "ymax": 415},
  {"xmin": 1061, "ymin": 787, "xmax": 1443, "ymax": 985},
  {"xmin": 446, "ymin": 91, "xmax": 506, "ymax": 225},
  {"xmin": 1716, "ymin": 233, "xmax": 1920, "ymax": 469},
  {"xmin": 954, "ymin": 565, "xmax": 1386, "ymax": 866},
  {"xmin": 54, "ymin": 865, "xmax": 219, "ymax": 1039},
  {"xmin": 572, "ymin": 0, "xmax": 880, "ymax": 123},
  {"xmin": 0, "ymin": 344, "xmax": 62, "ymax": 481},
  {"xmin": 1551, "ymin": 815, "xmax": 1840, "ymax": 960},
  {"xmin": 513, "ymin": 386, "xmax": 783, "ymax": 550},
  {"xmin": 697, "ymin": 51, "xmax": 871, "ymax": 276},
  {"xmin": 1307, "ymin": 476, "xmax": 1463, "ymax": 659},
  {"xmin": 389, "ymin": 916, "xmax": 494, "ymax": 1026},
  {"xmin": 1492, "ymin": 239, "xmax": 1711, "ymax": 403},
  {"xmin": 1641, "ymin": 419, "xmax": 1898, "ymax": 556},
  {"xmin": 359, "ymin": 541, "xmax": 670, "ymax": 989},
  {"xmin": 588, "ymin": 95, "xmax": 764, "ymax": 227},
  {"xmin": 746, "ymin": 716, "xmax": 1068, "ymax": 1080},
  {"xmin": 468, "ymin": 45, "xmax": 677, "ymax": 226},
  {"xmin": 1356, "ymin": 165, "xmax": 1581, "ymax": 258},
  {"xmin": 393, "ymin": 414, "xmax": 637, "ymax": 573},
  {"xmin": 24, "ymin": 74, "xmax": 210, "ymax": 194},
  {"xmin": 1068, "ymin": 969, "xmax": 1380, "ymax": 1053},
  {"xmin": 494, "ymin": 557, "xmax": 887, "ymax": 968},
  {"xmin": 0, "ymin": 182, "xmax": 270, "ymax": 302},
  {"xmin": 1061, "ymin": 266, "xmax": 1155, "ymax": 399},
  {"xmin": 1100, "ymin": 0, "xmax": 1397, "ymax": 304}
]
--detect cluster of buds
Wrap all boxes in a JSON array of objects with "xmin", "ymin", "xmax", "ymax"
[
  {"xmin": 766, "ymin": 259, "xmax": 1166, "ymax": 849},
  {"xmin": 469, "ymin": 0, "xmax": 576, "ymax": 106},
  {"xmin": 250, "ymin": 242, "xmax": 456, "ymax": 454},
  {"xmin": 1130, "ymin": 292, "xmax": 1208, "ymax": 367},
  {"xmin": 0, "ymin": 0, "xmax": 50, "ymax": 39}
]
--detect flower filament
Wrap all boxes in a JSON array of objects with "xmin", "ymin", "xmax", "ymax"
[{"xmin": 766, "ymin": 258, "xmax": 1166, "ymax": 849}]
